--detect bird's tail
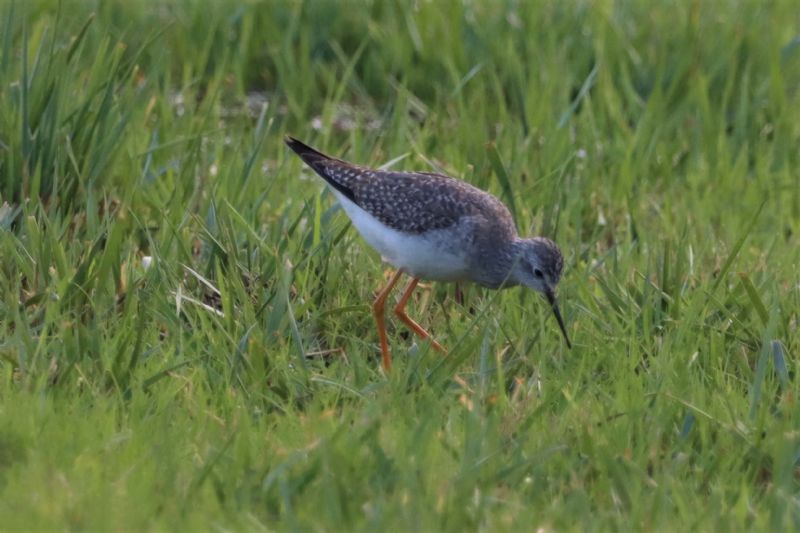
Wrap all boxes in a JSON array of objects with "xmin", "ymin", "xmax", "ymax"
[
  {"xmin": 284, "ymin": 136, "xmax": 334, "ymax": 168},
  {"xmin": 284, "ymin": 136, "xmax": 358, "ymax": 203}
]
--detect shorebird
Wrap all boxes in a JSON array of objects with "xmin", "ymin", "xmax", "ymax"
[{"xmin": 286, "ymin": 137, "xmax": 571, "ymax": 370}]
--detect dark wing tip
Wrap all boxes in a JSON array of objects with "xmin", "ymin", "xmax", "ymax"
[
  {"xmin": 284, "ymin": 136, "xmax": 327, "ymax": 160},
  {"xmin": 284, "ymin": 135, "xmax": 306, "ymax": 149},
  {"xmin": 284, "ymin": 135, "xmax": 302, "ymax": 151},
  {"xmin": 284, "ymin": 136, "xmax": 358, "ymax": 203},
  {"xmin": 284, "ymin": 136, "xmax": 339, "ymax": 170},
  {"xmin": 284, "ymin": 135, "xmax": 337, "ymax": 172}
]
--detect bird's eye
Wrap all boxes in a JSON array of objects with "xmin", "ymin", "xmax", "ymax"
[{"xmin": 533, "ymin": 268, "xmax": 544, "ymax": 279}]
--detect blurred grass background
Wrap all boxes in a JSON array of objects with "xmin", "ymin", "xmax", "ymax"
[{"xmin": 0, "ymin": 0, "xmax": 798, "ymax": 529}]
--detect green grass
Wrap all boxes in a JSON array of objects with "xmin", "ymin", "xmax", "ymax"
[{"xmin": 1, "ymin": 0, "xmax": 799, "ymax": 529}]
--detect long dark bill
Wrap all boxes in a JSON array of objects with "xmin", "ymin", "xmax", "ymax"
[{"xmin": 545, "ymin": 289, "xmax": 572, "ymax": 349}]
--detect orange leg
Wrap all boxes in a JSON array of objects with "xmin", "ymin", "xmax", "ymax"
[
  {"xmin": 393, "ymin": 278, "xmax": 446, "ymax": 354},
  {"xmin": 372, "ymin": 270, "xmax": 404, "ymax": 371}
]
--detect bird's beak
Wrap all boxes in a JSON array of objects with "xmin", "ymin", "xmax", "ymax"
[{"xmin": 545, "ymin": 287, "xmax": 572, "ymax": 349}]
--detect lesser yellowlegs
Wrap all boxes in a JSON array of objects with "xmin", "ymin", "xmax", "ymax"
[{"xmin": 286, "ymin": 137, "xmax": 571, "ymax": 370}]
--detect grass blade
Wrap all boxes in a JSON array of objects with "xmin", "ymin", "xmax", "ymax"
[
  {"xmin": 486, "ymin": 141, "xmax": 517, "ymax": 220},
  {"xmin": 738, "ymin": 273, "xmax": 769, "ymax": 327}
]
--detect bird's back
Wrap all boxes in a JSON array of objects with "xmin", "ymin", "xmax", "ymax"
[{"xmin": 285, "ymin": 137, "xmax": 517, "ymax": 239}]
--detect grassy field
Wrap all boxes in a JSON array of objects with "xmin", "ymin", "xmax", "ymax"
[{"xmin": 1, "ymin": 0, "xmax": 799, "ymax": 530}]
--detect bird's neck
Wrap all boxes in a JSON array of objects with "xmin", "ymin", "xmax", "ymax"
[{"xmin": 473, "ymin": 238, "xmax": 525, "ymax": 289}]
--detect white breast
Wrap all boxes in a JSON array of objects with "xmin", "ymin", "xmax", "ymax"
[{"xmin": 331, "ymin": 189, "xmax": 470, "ymax": 281}]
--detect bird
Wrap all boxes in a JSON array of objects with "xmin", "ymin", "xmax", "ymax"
[{"xmin": 285, "ymin": 136, "xmax": 571, "ymax": 371}]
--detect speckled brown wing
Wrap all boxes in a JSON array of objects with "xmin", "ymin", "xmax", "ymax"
[
  {"xmin": 285, "ymin": 136, "xmax": 518, "ymax": 237},
  {"xmin": 336, "ymin": 166, "xmax": 515, "ymax": 235}
]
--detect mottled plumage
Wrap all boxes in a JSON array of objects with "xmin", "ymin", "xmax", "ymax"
[
  {"xmin": 285, "ymin": 137, "xmax": 516, "ymax": 236},
  {"xmin": 285, "ymin": 136, "xmax": 571, "ymax": 365}
]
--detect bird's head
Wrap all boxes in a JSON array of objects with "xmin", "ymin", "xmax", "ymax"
[{"xmin": 510, "ymin": 237, "xmax": 571, "ymax": 348}]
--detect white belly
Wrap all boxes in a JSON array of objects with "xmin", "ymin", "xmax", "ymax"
[{"xmin": 332, "ymin": 189, "xmax": 470, "ymax": 281}]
